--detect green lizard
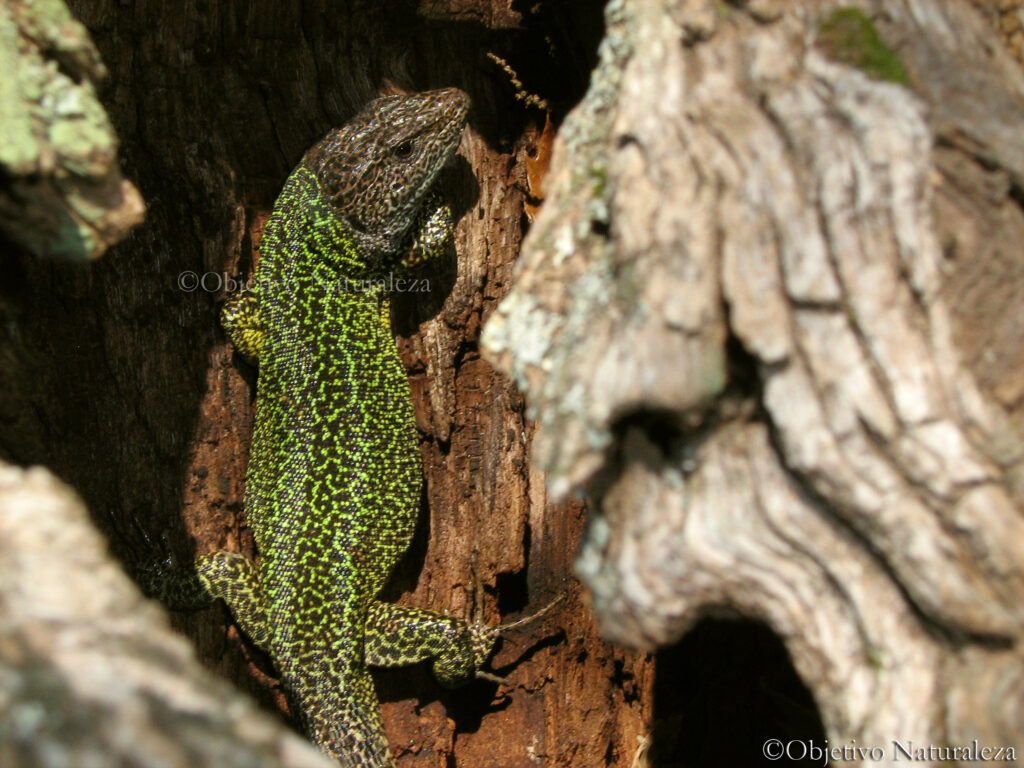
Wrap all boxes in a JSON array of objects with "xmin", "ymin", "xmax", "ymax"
[{"xmin": 160, "ymin": 88, "xmax": 512, "ymax": 767}]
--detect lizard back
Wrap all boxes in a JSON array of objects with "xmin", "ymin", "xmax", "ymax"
[{"xmin": 241, "ymin": 88, "xmax": 469, "ymax": 765}]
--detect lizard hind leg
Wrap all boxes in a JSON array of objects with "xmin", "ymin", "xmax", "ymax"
[
  {"xmin": 193, "ymin": 550, "xmax": 272, "ymax": 651},
  {"xmin": 363, "ymin": 601, "xmax": 497, "ymax": 688},
  {"xmin": 146, "ymin": 549, "xmax": 272, "ymax": 652},
  {"xmin": 363, "ymin": 571, "xmax": 563, "ymax": 688},
  {"xmin": 220, "ymin": 290, "xmax": 264, "ymax": 365}
]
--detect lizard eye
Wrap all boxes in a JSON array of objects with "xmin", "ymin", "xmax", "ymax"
[{"xmin": 393, "ymin": 140, "xmax": 416, "ymax": 159}]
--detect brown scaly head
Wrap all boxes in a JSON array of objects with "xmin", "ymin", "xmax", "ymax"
[{"xmin": 303, "ymin": 87, "xmax": 469, "ymax": 265}]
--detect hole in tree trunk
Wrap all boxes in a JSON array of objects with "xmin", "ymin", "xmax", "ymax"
[{"xmin": 650, "ymin": 618, "xmax": 827, "ymax": 767}]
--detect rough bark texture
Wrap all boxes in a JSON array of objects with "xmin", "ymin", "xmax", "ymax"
[
  {"xmin": 7, "ymin": 0, "xmax": 1024, "ymax": 766},
  {"xmin": 483, "ymin": 0, "xmax": 1024, "ymax": 763},
  {"xmin": 0, "ymin": 465, "xmax": 333, "ymax": 768},
  {"xmin": 0, "ymin": 1, "xmax": 652, "ymax": 767}
]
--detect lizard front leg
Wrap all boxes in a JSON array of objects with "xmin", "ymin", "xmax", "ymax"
[
  {"xmin": 220, "ymin": 289, "xmax": 264, "ymax": 365},
  {"xmin": 397, "ymin": 191, "xmax": 454, "ymax": 271}
]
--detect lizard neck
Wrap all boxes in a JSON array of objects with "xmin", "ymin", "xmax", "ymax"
[{"xmin": 259, "ymin": 164, "xmax": 381, "ymax": 285}]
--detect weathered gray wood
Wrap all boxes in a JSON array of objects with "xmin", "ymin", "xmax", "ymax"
[
  {"xmin": 484, "ymin": 0, "xmax": 1024, "ymax": 760},
  {"xmin": 0, "ymin": 465, "xmax": 333, "ymax": 768}
]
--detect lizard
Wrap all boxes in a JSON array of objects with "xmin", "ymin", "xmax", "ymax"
[{"xmin": 155, "ymin": 87, "xmax": 523, "ymax": 767}]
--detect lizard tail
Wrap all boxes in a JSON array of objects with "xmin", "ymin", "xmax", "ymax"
[{"xmin": 293, "ymin": 666, "xmax": 395, "ymax": 768}]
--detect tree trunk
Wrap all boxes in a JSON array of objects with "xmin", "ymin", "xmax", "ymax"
[
  {"xmin": 2, "ymin": 1, "xmax": 649, "ymax": 767},
  {"xmin": 5, "ymin": 0, "xmax": 1024, "ymax": 766},
  {"xmin": 483, "ymin": 0, "xmax": 1024, "ymax": 764}
]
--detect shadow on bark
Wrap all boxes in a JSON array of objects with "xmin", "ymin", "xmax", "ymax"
[{"xmin": 651, "ymin": 619, "xmax": 825, "ymax": 768}]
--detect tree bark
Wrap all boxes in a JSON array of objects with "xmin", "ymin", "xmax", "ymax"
[
  {"xmin": 483, "ymin": 0, "xmax": 1024, "ymax": 763},
  {"xmin": 1, "ymin": 1, "xmax": 649, "ymax": 767},
  {"xmin": 0, "ymin": 0, "xmax": 144, "ymax": 261},
  {"xmin": 6, "ymin": 0, "xmax": 1024, "ymax": 766}
]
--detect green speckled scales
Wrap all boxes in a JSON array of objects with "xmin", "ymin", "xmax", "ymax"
[
  {"xmin": 183, "ymin": 89, "xmax": 498, "ymax": 768},
  {"xmin": 244, "ymin": 162, "xmax": 423, "ymax": 761}
]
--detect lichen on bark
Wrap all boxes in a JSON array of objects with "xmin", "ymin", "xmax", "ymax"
[{"xmin": 0, "ymin": 0, "xmax": 143, "ymax": 260}]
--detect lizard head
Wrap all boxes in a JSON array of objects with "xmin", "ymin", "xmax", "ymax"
[{"xmin": 305, "ymin": 87, "xmax": 469, "ymax": 267}]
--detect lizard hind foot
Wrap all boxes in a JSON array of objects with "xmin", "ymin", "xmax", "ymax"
[
  {"xmin": 464, "ymin": 560, "xmax": 564, "ymax": 680},
  {"xmin": 493, "ymin": 593, "xmax": 565, "ymax": 634},
  {"xmin": 470, "ymin": 596, "xmax": 565, "ymax": 685}
]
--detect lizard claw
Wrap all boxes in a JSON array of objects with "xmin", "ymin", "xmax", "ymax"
[
  {"xmin": 494, "ymin": 593, "xmax": 565, "ymax": 634},
  {"xmin": 465, "ymin": 555, "xmax": 564, "ymax": 632},
  {"xmin": 464, "ymin": 554, "xmax": 566, "ymax": 679},
  {"xmin": 470, "ymin": 594, "xmax": 565, "ymax": 686},
  {"xmin": 131, "ymin": 526, "xmax": 180, "ymax": 600},
  {"xmin": 475, "ymin": 670, "xmax": 510, "ymax": 685}
]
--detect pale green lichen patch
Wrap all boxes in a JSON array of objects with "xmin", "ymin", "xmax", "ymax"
[
  {"xmin": 817, "ymin": 7, "xmax": 909, "ymax": 86},
  {"xmin": 0, "ymin": 0, "xmax": 140, "ymax": 260},
  {"xmin": 43, "ymin": 66, "xmax": 116, "ymax": 178},
  {"xmin": 0, "ymin": 9, "xmax": 40, "ymax": 174},
  {"xmin": 0, "ymin": 0, "xmax": 113, "ymax": 178},
  {"xmin": 19, "ymin": 0, "xmax": 108, "ymax": 80}
]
